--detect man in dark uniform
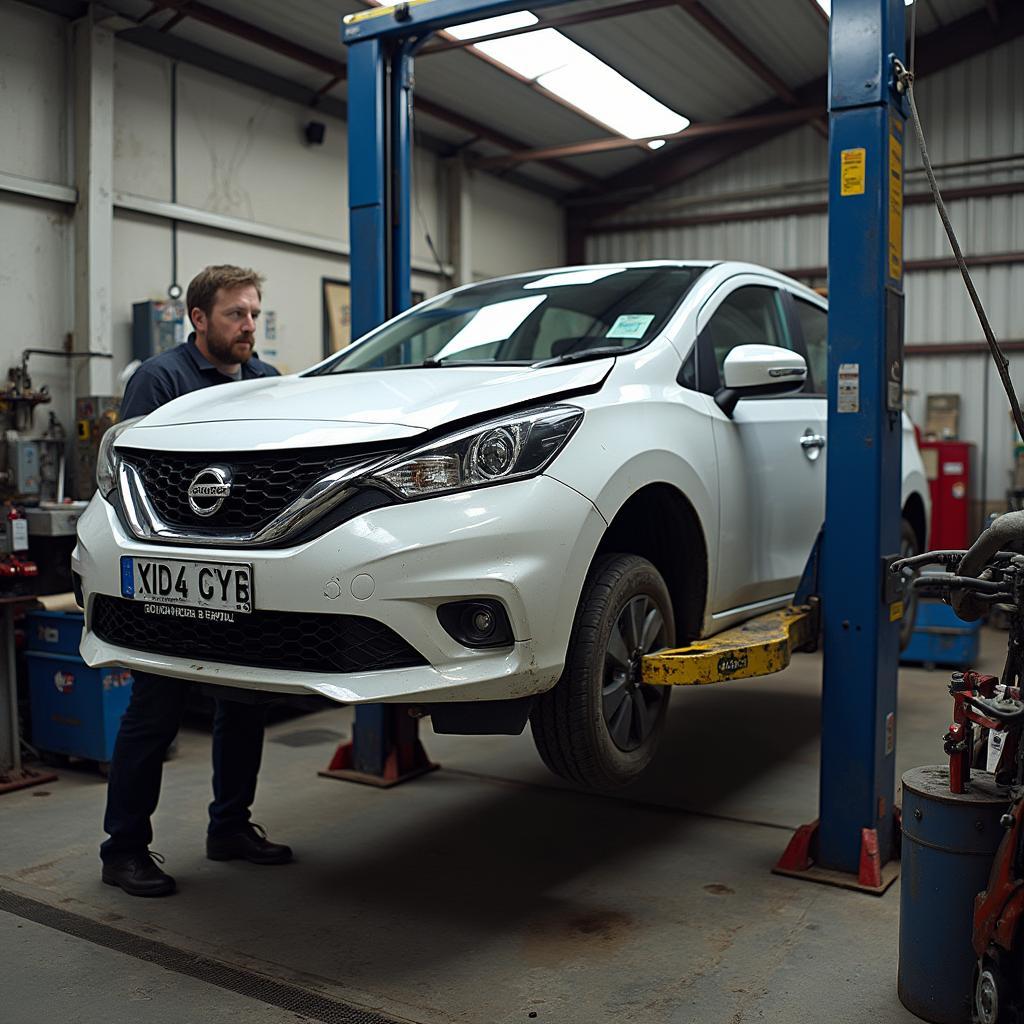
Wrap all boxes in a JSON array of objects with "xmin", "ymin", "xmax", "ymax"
[{"xmin": 101, "ymin": 265, "xmax": 292, "ymax": 897}]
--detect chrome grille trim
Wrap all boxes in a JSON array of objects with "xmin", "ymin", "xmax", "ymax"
[{"xmin": 116, "ymin": 452, "xmax": 392, "ymax": 548}]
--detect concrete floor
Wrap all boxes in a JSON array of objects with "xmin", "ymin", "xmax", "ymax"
[{"xmin": 0, "ymin": 629, "xmax": 1003, "ymax": 1024}]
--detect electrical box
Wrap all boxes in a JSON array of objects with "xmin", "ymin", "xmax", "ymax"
[
  {"xmin": 75, "ymin": 396, "xmax": 119, "ymax": 500},
  {"xmin": 7, "ymin": 438, "xmax": 41, "ymax": 495},
  {"xmin": 132, "ymin": 300, "xmax": 187, "ymax": 362}
]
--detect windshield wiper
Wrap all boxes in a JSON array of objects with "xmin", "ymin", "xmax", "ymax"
[{"xmin": 532, "ymin": 346, "xmax": 627, "ymax": 368}]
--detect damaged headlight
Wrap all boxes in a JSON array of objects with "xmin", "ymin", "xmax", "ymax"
[
  {"xmin": 370, "ymin": 405, "xmax": 583, "ymax": 499},
  {"xmin": 95, "ymin": 417, "xmax": 144, "ymax": 500}
]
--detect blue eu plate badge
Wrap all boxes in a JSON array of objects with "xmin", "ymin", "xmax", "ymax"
[{"xmin": 121, "ymin": 556, "xmax": 135, "ymax": 599}]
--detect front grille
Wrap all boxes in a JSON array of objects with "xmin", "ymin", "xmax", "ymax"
[
  {"xmin": 92, "ymin": 595, "xmax": 427, "ymax": 675},
  {"xmin": 119, "ymin": 447, "xmax": 378, "ymax": 533}
]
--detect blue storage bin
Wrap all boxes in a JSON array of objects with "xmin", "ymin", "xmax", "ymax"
[
  {"xmin": 25, "ymin": 610, "xmax": 85, "ymax": 657},
  {"xmin": 901, "ymin": 600, "xmax": 982, "ymax": 669},
  {"xmin": 27, "ymin": 651, "xmax": 133, "ymax": 763}
]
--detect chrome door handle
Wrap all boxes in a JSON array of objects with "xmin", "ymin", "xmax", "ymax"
[
  {"xmin": 800, "ymin": 432, "xmax": 826, "ymax": 461},
  {"xmin": 800, "ymin": 434, "xmax": 826, "ymax": 449}
]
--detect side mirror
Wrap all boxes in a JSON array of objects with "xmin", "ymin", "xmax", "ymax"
[{"xmin": 715, "ymin": 344, "xmax": 807, "ymax": 416}]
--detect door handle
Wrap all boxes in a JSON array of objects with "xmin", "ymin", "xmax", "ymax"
[
  {"xmin": 800, "ymin": 432, "xmax": 826, "ymax": 461},
  {"xmin": 800, "ymin": 434, "xmax": 826, "ymax": 449}
]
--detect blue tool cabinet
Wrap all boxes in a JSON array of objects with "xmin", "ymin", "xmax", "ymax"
[
  {"xmin": 25, "ymin": 610, "xmax": 133, "ymax": 764},
  {"xmin": 900, "ymin": 600, "xmax": 982, "ymax": 669}
]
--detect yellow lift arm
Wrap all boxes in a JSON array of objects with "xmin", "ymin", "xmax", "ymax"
[{"xmin": 642, "ymin": 603, "xmax": 819, "ymax": 687}]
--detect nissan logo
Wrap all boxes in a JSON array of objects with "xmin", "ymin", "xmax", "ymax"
[{"xmin": 187, "ymin": 467, "xmax": 232, "ymax": 517}]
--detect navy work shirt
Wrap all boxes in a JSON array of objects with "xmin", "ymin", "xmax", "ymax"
[{"xmin": 120, "ymin": 333, "xmax": 279, "ymax": 420}]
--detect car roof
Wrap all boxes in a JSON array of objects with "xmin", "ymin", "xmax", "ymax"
[{"xmin": 472, "ymin": 260, "xmax": 826, "ymax": 307}]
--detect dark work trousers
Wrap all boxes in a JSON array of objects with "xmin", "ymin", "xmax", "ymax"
[{"xmin": 100, "ymin": 671, "xmax": 266, "ymax": 863}]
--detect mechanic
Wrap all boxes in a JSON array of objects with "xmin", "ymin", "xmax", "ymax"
[{"xmin": 100, "ymin": 264, "xmax": 291, "ymax": 898}]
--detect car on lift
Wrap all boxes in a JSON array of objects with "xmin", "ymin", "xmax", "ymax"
[{"xmin": 74, "ymin": 261, "xmax": 929, "ymax": 789}]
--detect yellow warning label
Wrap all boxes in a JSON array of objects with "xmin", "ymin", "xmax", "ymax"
[
  {"xmin": 889, "ymin": 127, "xmax": 904, "ymax": 280},
  {"xmin": 840, "ymin": 148, "xmax": 866, "ymax": 196},
  {"xmin": 344, "ymin": 0, "xmax": 435, "ymax": 25},
  {"xmin": 889, "ymin": 600, "xmax": 904, "ymax": 623}
]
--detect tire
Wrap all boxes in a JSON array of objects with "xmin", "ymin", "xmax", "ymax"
[
  {"xmin": 899, "ymin": 516, "xmax": 920, "ymax": 651},
  {"xmin": 530, "ymin": 554, "xmax": 675, "ymax": 790}
]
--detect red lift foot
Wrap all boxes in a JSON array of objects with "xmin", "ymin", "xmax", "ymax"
[
  {"xmin": 772, "ymin": 819, "xmax": 899, "ymax": 895},
  {"xmin": 318, "ymin": 706, "xmax": 439, "ymax": 788}
]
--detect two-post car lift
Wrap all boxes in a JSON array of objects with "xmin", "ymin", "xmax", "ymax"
[{"xmin": 330, "ymin": 0, "xmax": 908, "ymax": 891}]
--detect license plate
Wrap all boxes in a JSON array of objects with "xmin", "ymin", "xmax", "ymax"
[{"xmin": 120, "ymin": 556, "xmax": 253, "ymax": 616}]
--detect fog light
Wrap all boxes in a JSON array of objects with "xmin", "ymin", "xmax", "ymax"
[{"xmin": 437, "ymin": 599, "xmax": 513, "ymax": 649}]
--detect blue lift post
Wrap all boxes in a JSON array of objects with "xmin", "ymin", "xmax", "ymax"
[
  {"xmin": 776, "ymin": 0, "xmax": 907, "ymax": 891},
  {"xmin": 332, "ymin": 0, "xmax": 567, "ymax": 785}
]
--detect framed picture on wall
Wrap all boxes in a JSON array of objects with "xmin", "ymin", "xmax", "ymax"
[
  {"xmin": 321, "ymin": 278, "xmax": 427, "ymax": 359},
  {"xmin": 322, "ymin": 278, "xmax": 352, "ymax": 358}
]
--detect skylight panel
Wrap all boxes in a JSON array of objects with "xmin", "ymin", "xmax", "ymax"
[
  {"xmin": 474, "ymin": 28, "xmax": 689, "ymax": 140},
  {"xmin": 815, "ymin": 0, "xmax": 913, "ymax": 13},
  {"xmin": 446, "ymin": 12, "xmax": 539, "ymax": 41}
]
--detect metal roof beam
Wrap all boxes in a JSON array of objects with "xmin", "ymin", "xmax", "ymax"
[
  {"xmin": 471, "ymin": 107, "xmax": 819, "ymax": 168},
  {"xmin": 675, "ymin": 0, "xmax": 801, "ymax": 106}
]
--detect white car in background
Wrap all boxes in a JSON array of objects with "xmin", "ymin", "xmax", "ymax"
[{"xmin": 74, "ymin": 261, "xmax": 929, "ymax": 789}]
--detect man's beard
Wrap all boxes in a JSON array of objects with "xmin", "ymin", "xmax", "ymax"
[{"xmin": 206, "ymin": 325, "xmax": 254, "ymax": 364}]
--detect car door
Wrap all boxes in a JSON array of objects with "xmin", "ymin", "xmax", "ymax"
[{"xmin": 695, "ymin": 277, "xmax": 827, "ymax": 620}]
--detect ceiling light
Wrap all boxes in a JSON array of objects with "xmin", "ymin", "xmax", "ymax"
[
  {"xmin": 474, "ymin": 29, "xmax": 689, "ymax": 139},
  {"xmin": 648, "ymin": 139, "xmax": 666, "ymax": 150},
  {"xmin": 446, "ymin": 11, "xmax": 539, "ymax": 40},
  {"xmin": 816, "ymin": 0, "xmax": 913, "ymax": 13}
]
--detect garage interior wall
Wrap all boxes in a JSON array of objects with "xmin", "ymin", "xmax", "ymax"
[
  {"xmin": 587, "ymin": 34, "xmax": 1024, "ymax": 524},
  {"xmin": 0, "ymin": 0, "xmax": 565, "ymax": 441}
]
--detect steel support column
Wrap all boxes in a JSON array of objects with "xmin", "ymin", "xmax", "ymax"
[
  {"xmin": 818, "ymin": 0, "xmax": 906, "ymax": 874},
  {"xmin": 72, "ymin": 14, "xmax": 114, "ymax": 398}
]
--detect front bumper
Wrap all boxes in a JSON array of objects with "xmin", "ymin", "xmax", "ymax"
[{"xmin": 74, "ymin": 475, "xmax": 606, "ymax": 704}]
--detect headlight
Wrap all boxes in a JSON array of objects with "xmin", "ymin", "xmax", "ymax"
[
  {"xmin": 370, "ymin": 405, "xmax": 583, "ymax": 499},
  {"xmin": 95, "ymin": 417, "xmax": 144, "ymax": 499}
]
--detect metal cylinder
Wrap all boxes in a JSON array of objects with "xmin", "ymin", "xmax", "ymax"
[{"xmin": 899, "ymin": 765, "xmax": 1009, "ymax": 1024}]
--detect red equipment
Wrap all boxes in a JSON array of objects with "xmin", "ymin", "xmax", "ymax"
[{"xmin": 920, "ymin": 440, "xmax": 975, "ymax": 549}]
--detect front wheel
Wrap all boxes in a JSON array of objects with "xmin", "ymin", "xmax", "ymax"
[{"xmin": 530, "ymin": 554, "xmax": 675, "ymax": 790}]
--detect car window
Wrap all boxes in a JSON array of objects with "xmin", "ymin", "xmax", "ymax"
[
  {"xmin": 696, "ymin": 285, "xmax": 795, "ymax": 393},
  {"xmin": 315, "ymin": 266, "xmax": 706, "ymax": 372},
  {"xmin": 792, "ymin": 297, "xmax": 828, "ymax": 394}
]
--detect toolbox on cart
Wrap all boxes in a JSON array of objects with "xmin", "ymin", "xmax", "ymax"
[
  {"xmin": 900, "ymin": 599, "xmax": 982, "ymax": 668},
  {"xmin": 25, "ymin": 610, "xmax": 133, "ymax": 764}
]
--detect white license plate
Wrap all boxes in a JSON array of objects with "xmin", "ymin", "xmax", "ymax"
[{"xmin": 120, "ymin": 556, "xmax": 253, "ymax": 616}]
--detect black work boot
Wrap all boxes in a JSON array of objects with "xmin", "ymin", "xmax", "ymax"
[
  {"xmin": 206, "ymin": 823, "xmax": 293, "ymax": 865},
  {"xmin": 102, "ymin": 851, "xmax": 176, "ymax": 897}
]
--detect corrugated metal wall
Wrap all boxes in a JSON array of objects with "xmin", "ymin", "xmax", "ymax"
[{"xmin": 585, "ymin": 35, "xmax": 1024, "ymax": 517}]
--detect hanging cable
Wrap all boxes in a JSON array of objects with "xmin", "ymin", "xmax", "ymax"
[{"xmin": 893, "ymin": 57, "xmax": 1024, "ymax": 442}]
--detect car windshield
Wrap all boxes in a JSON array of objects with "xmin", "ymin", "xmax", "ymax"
[{"xmin": 314, "ymin": 265, "xmax": 705, "ymax": 373}]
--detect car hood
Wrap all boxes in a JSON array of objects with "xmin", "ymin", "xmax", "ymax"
[{"xmin": 117, "ymin": 361, "xmax": 612, "ymax": 452}]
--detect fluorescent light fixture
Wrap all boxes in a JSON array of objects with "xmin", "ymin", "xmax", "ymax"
[
  {"xmin": 473, "ymin": 26, "xmax": 689, "ymax": 140},
  {"xmin": 446, "ymin": 11, "xmax": 539, "ymax": 41},
  {"xmin": 648, "ymin": 139, "xmax": 666, "ymax": 150},
  {"xmin": 816, "ymin": 0, "xmax": 913, "ymax": 13},
  {"xmin": 524, "ymin": 268, "xmax": 626, "ymax": 289},
  {"xmin": 369, "ymin": 3, "xmax": 690, "ymax": 143}
]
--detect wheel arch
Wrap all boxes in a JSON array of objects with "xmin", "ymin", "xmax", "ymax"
[
  {"xmin": 902, "ymin": 491, "xmax": 928, "ymax": 551},
  {"xmin": 594, "ymin": 483, "xmax": 708, "ymax": 645}
]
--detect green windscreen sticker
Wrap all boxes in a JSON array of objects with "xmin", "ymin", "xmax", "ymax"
[{"xmin": 606, "ymin": 314, "xmax": 655, "ymax": 339}]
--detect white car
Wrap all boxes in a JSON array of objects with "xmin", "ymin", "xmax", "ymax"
[{"xmin": 75, "ymin": 261, "xmax": 929, "ymax": 788}]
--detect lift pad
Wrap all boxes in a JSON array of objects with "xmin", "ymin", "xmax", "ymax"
[{"xmin": 642, "ymin": 604, "xmax": 819, "ymax": 686}]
